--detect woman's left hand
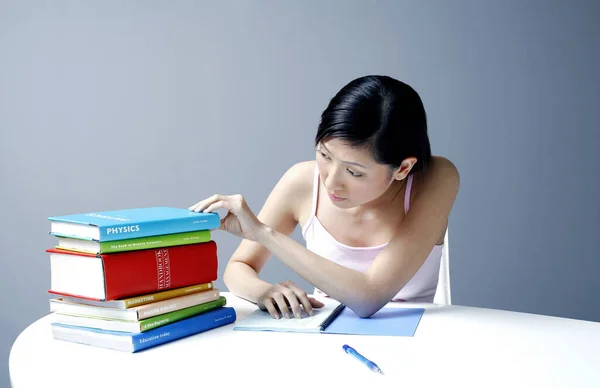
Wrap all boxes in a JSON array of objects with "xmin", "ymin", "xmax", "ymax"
[{"xmin": 188, "ymin": 194, "xmax": 265, "ymax": 241}]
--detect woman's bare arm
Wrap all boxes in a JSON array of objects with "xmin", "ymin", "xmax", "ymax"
[{"xmin": 223, "ymin": 162, "xmax": 312, "ymax": 303}]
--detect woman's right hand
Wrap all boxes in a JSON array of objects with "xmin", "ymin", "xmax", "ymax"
[{"xmin": 258, "ymin": 280, "xmax": 325, "ymax": 319}]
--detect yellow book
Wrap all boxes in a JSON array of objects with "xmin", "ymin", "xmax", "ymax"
[{"xmin": 53, "ymin": 282, "xmax": 214, "ymax": 309}]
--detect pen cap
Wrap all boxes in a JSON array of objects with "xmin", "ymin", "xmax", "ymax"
[{"xmin": 342, "ymin": 344, "xmax": 351, "ymax": 353}]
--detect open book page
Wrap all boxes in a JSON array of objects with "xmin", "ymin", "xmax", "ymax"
[{"xmin": 233, "ymin": 297, "xmax": 342, "ymax": 333}]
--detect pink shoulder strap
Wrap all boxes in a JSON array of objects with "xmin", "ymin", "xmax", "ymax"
[
  {"xmin": 310, "ymin": 165, "xmax": 320, "ymax": 216},
  {"xmin": 404, "ymin": 174, "xmax": 414, "ymax": 214}
]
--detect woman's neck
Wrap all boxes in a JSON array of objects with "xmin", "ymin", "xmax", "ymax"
[{"xmin": 350, "ymin": 177, "xmax": 408, "ymax": 218}]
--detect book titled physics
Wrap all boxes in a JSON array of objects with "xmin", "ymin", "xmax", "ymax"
[{"xmin": 48, "ymin": 207, "xmax": 220, "ymax": 242}]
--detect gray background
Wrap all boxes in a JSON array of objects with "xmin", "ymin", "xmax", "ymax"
[{"xmin": 2, "ymin": 1, "xmax": 599, "ymax": 386}]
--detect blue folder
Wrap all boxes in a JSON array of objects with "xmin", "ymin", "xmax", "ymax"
[{"xmin": 323, "ymin": 306, "xmax": 425, "ymax": 337}]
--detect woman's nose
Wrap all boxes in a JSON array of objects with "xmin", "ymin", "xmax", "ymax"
[{"xmin": 324, "ymin": 167, "xmax": 343, "ymax": 191}]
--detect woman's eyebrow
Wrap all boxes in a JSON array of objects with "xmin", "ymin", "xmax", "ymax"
[{"xmin": 321, "ymin": 144, "xmax": 367, "ymax": 169}]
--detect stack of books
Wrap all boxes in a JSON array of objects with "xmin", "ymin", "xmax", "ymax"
[{"xmin": 46, "ymin": 206, "xmax": 237, "ymax": 352}]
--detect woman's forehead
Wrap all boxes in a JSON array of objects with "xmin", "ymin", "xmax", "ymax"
[{"xmin": 321, "ymin": 139, "xmax": 375, "ymax": 164}]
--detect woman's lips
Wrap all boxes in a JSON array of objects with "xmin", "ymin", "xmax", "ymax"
[{"xmin": 328, "ymin": 192, "xmax": 345, "ymax": 201}]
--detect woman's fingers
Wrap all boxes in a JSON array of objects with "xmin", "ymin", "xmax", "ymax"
[
  {"xmin": 282, "ymin": 289, "xmax": 303, "ymax": 319},
  {"xmin": 259, "ymin": 282, "xmax": 324, "ymax": 320},
  {"xmin": 272, "ymin": 293, "xmax": 291, "ymax": 319},
  {"xmin": 188, "ymin": 201, "xmax": 206, "ymax": 212},
  {"xmin": 188, "ymin": 194, "xmax": 223, "ymax": 212},
  {"xmin": 261, "ymin": 298, "xmax": 280, "ymax": 319},
  {"xmin": 188, "ymin": 203, "xmax": 200, "ymax": 212},
  {"xmin": 285, "ymin": 282, "xmax": 316, "ymax": 316},
  {"xmin": 308, "ymin": 297, "xmax": 325, "ymax": 308},
  {"xmin": 189, "ymin": 194, "xmax": 245, "ymax": 214},
  {"xmin": 203, "ymin": 200, "xmax": 232, "ymax": 214},
  {"xmin": 188, "ymin": 199, "xmax": 214, "ymax": 213}
]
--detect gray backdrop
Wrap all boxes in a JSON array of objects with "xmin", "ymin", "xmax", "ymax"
[{"xmin": 2, "ymin": 1, "xmax": 599, "ymax": 386}]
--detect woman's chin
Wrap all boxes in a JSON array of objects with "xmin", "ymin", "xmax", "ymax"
[{"xmin": 330, "ymin": 198, "xmax": 352, "ymax": 208}]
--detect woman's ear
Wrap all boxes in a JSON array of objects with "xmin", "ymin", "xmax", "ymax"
[{"xmin": 392, "ymin": 157, "xmax": 417, "ymax": 180}]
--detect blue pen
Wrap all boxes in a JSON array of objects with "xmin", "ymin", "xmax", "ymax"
[{"xmin": 342, "ymin": 344, "xmax": 384, "ymax": 375}]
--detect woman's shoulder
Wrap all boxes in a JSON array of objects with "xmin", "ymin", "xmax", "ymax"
[
  {"xmin": 412, "ymin": 156, "xmax": 460, "ymax": 201},
  {"xmin": 428, "ymin": 156, "xmax": 459, "ymax": 179},
  {"xmin": 277, "ymin": 160, "xmax": 316, "ymax": 194},
  {"xmin": 267, "ymin": 160, "xmax": 316, "ymax": 202},
  {"xmin": 266, "ymin": 161, "xmax": 316, "ymax": 222}
]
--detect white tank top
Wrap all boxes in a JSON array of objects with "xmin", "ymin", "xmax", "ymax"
[{"xmin": 301, "ymin": 165, "xmax": 443, "ymax": 302}]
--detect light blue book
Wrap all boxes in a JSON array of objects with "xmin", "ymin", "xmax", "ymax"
[{"xmin": 49, "ymin": 207, "xmax": 220, "ymax": 242}]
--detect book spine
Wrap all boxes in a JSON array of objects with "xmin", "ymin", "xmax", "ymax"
[
  {"xmin": 102, "ymin": 241, "xmax": 218, "ymax": 300},
  {"xmin": 100, "ymin": 230, "xmax": 211, "ymax": 253},
  {"xmin": 98, "ymin": 213, "xmax": 220, "ymax": 241},
  {"xmin": 123, "ymin": 282, "xmax": 214, "ymax": 308},
  {"xmin": 132, "ymin": 307, "xmax": 237, "ymax": 352},
  {"xmin": 139, "ymin": 296, "xmax": 227, "ymax": 331},
  {"xmin": 135, "ymin": 289, "xmax": 220, "ymax": 319},
  {"xmin": 49, "ymin": 299, "xmax": 138, "ymax": 321}
]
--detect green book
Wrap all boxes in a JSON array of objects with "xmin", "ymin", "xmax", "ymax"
[
  {"xmin": 52, "ymin": 296, "xmax": 228, "ymax": 334},
  {"xmin": 53, "ymin": 229, "xmax": 211, "ymax": 254},
  {"xmin": 140, "ymin": 296, "xmax": 227, "ymax": 332}
]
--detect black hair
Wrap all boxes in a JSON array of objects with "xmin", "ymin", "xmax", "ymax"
[{"xmin": 315, "ymin": 75, "xmax": 431, "ymax": 173}]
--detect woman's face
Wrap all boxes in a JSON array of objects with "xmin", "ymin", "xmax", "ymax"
[{"xmin": 316, "ymin": 138, "xmax": 403, "ymax": 209}]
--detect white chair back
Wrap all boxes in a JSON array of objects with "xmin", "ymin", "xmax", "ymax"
[{"xmin": 433, "ymin": 228, "xmax": 451, "ymax": 305}]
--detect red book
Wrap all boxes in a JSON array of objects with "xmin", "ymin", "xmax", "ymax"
[{"xmin": 47, "ymin": 241, "xmax": 218, "ymax": 301}]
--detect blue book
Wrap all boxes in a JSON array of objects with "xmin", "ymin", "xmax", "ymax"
[
  {"xmin": 51, "ymin": 306, "xmax": 236, "ymax": 352},
  {"xmin": 48, "ymin": 207, "xmax": 220, "ymax": 242}
]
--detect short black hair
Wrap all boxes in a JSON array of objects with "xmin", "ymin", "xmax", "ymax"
[{"xmin": 315, "ymin": 75, "xmax": 431, "ymax": 173}]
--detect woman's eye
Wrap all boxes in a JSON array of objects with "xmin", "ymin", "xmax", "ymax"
[
  {"xmin": 319, "ymin": 151, "xmax": 330, "ymax": 159},
  {"xmin": 347, "ymin": 169, "xmax": 362, "ymax": 177}
]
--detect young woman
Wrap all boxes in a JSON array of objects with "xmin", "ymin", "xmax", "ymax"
[{"xmin": 189, "ymin": 75, "xmax": 459, "ymax": 319}]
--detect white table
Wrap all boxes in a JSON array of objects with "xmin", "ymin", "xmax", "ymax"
[{"xmin": 9, "ymin": 292, "xmax": 600, "ymax": 388}]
